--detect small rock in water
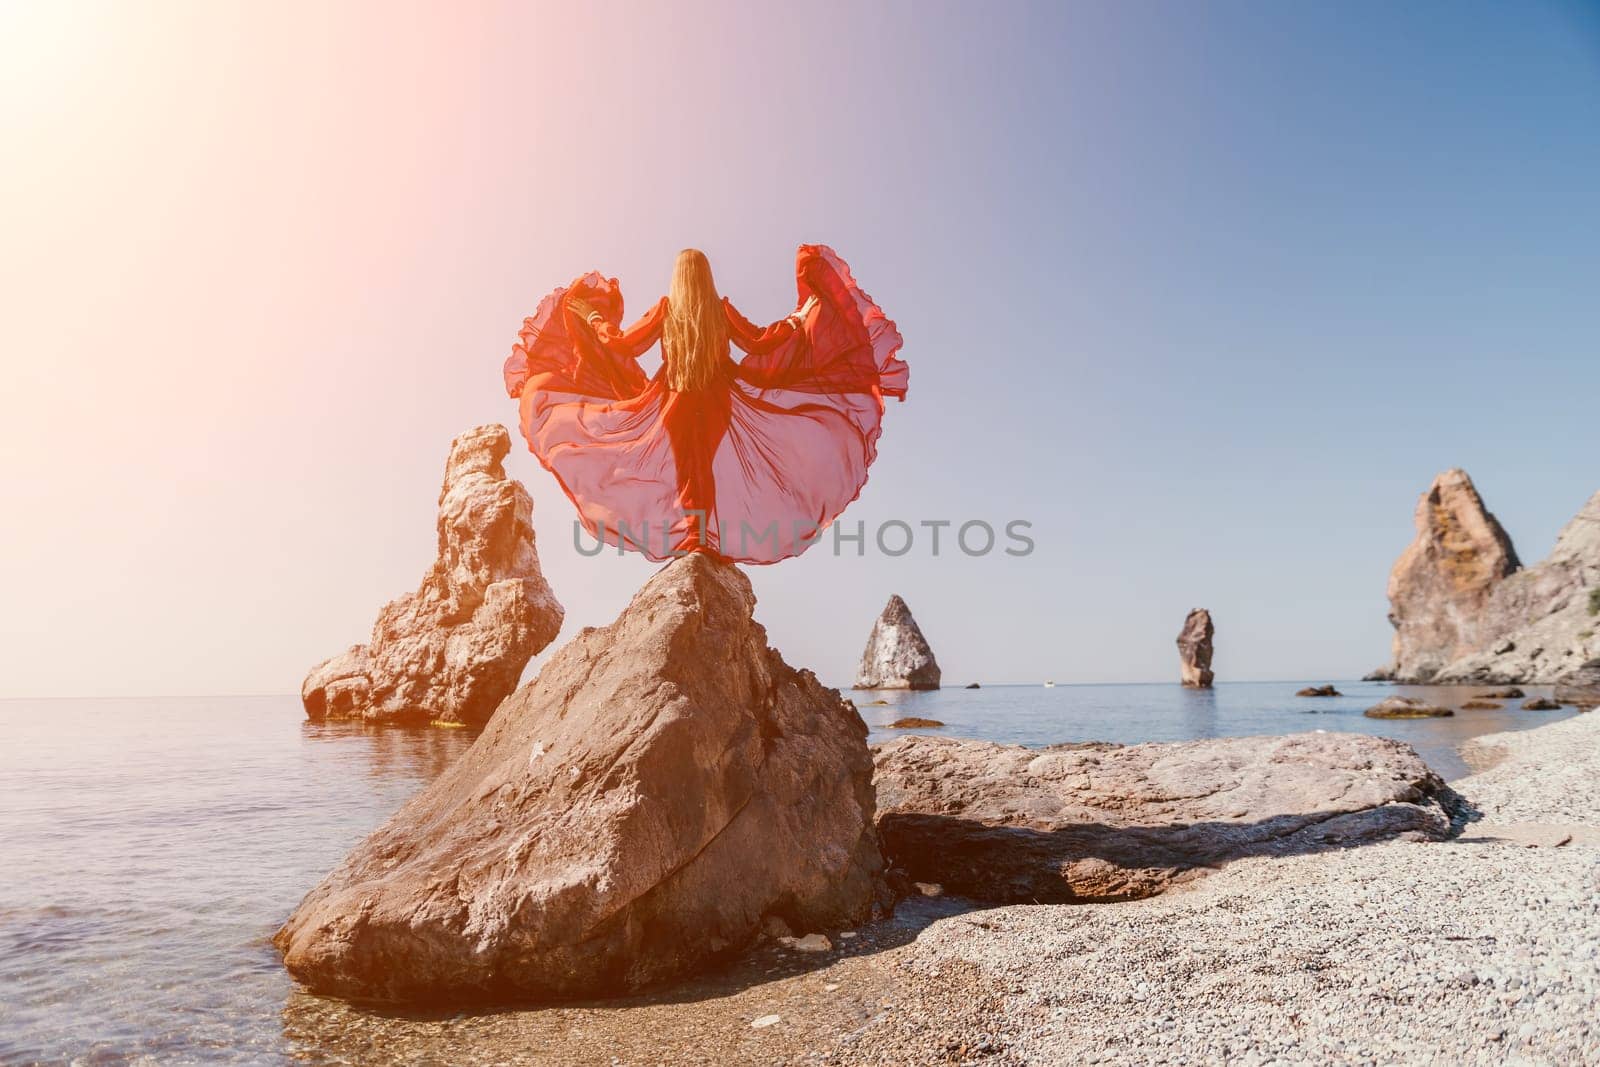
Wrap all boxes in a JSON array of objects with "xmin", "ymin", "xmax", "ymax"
[
  {"xmin": 1295, "ymin": 685, "xmax": 1342, "ymax": 697},
  {"xmin": 915, "ymin": 882, "xmax": 944, "ymax": 897},
  {"xmin": 778, "ymin": 933, "xmax": 833, "ymax": 952},
  {"xmin": 1364, "ymin": 696, "xmax": 1453, "ymax": 719},
  {"xmin": 1522, "ymin": 698, "xmax": 1563, "ymax": 711},
  {"xmin": 887, "ymin": 717, "xmax": 945, "ymax": 729},
  {"xmin": 1461, "ymin": 699, "xmax": 1504, "ymax": 710},
  {"xmin": 751, "ymin": 1014, "xmax": 781, "ymax": 1029}
]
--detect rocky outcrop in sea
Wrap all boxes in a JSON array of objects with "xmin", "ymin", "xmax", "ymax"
[
  {"xmin": 1176, "ymin": 608, "xmax": 1215, "ymax": 688},
  {"xmin": 1371, "ymin": 470, "xmax": 1598, "ymax": 684},
  {"xmin": 872, "ymin": 732, "xmax": 1455, "ymax": 903},
  {"xmin": 853, "ymin": 594, "xmax": 941, "ymax": 690},
  {"xmin": 277, "ymin": 553, "xmax": 887, "ymax": 1004},
  {"xmin": 299, "ymin": 425, "xmax": 564, "ymax": 726}
]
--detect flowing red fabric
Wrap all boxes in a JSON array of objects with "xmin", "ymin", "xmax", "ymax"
[{"xmin": 502, "ymin": 245, "xmax": 907, "ymax": 563}]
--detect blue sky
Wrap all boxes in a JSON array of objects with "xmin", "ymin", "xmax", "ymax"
[{"xmin": 2, "ymin": 0, "xmax": 1597, "ymax": 694}]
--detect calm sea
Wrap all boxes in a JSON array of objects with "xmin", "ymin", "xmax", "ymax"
[{"xmin": 0, "ymin": 683, "xmax": 1573, "ymax": 1064}]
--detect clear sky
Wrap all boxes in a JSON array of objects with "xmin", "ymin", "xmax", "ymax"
[{"xmin": 3, "ymin": 0, "xmax": 1597, "ymax": 697}]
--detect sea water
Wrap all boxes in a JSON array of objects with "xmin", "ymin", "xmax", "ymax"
[{"xmin": 0, "ymin": 685, "xmax": 1573, "ymax": 1063}]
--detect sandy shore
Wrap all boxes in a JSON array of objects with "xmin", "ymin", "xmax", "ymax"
[{"xmin": 283, "ymin": 714, "xmax": 1600, "ymax": 1065}]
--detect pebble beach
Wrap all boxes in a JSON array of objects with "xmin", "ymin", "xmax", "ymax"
[{"xmin": 273, "ymin": 711, "xmax": 1600, "ymax": 1066}]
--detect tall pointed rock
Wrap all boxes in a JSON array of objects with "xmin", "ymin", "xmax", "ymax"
[
  {"xmin": 299, "ymin": 424, "xmax": 563, "ymax": 725},
  {"xmin": 854, "ymin": 594, "xmax": 941, "ymax": 690},
  {"xmin": 1377, "ymin": 469, "xmax": 1521, "ymax": 682},
  {"xmin": 1176, "ymin": 608, "xmax": 1215, "ymax": 688}
]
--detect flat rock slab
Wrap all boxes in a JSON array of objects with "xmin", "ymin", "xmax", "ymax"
[{"xmin": 873, "ymin": 732, "xmax": 1456, "ymax": 903}]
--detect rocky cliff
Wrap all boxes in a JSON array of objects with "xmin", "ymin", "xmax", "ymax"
[
  {"xmin": 854, "ymin": 594, "xmax": 941, "ymax": 690},
  {"xmin": 300, "ymin": 425, "xmax": 564, "ymax": 725},
  {"xmin": 278, "ymin": 553, "xmax": 887, "ymax": 1004},
  {"xmin": 1372, "ymin": 471, "xmax": 1598, "ymax": 684}
]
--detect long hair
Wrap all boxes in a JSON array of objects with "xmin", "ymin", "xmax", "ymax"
[{"xmin": 663, "ymin": 248, "xmax": 729, "ymax": 392}]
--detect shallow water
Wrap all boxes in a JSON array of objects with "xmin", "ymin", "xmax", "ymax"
[
  {"xmin": 857, "ymin": 679, "xmax": 1566, "ymax": 780},
  {"xmin": 0, "ymin": 685, "xmax": 1575, "ymax": 1063}
]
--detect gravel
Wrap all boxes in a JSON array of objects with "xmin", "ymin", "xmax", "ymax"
[{"xmin": 848, "ymin": 712, "xmax": 1600, "ymax": 1065}]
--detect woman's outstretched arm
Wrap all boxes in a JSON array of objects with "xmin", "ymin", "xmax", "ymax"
[
  {"xmin": 724, "ymin": 295, "xmax": 818, "ymax": 355},
  {"xmin": 570, "ymin": 295, "xmax": 668, "ymax": 359}
]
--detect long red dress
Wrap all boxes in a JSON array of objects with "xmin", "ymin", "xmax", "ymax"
[{"xmin": 503, "ymin": 245, "xmax": 907, "ymax": 564}]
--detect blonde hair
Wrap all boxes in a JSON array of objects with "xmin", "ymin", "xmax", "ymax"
[{"xmin": 663, "ymin": 248, "xmax": 729, "ymax": 391}]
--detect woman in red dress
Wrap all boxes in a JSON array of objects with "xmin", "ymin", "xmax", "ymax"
[{"xmin": 503, "ymin": 245, "xmax": 907, "ymax": 563}]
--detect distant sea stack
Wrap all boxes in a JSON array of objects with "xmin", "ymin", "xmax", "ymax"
[
  {"xmin": 854, "ymin": 595, "xmax": 941, "ymax": 690},
  {"xmin": 1370, "ymin": 470, "xmax": 1599, "ymax": 684},
  {"xmin": 1176, "ymin": 608, "xmax": 1215, "ymax": 688},
  {"xmin": 299, "ymin": 425, "xmax": 564, "ymax": 726}
]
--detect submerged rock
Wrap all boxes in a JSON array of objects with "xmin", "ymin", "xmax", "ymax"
[
  {"xmin": 1176, "ymin": 608, "xmax": 1215, "ymax": 688},
  {"xmin": 1477, "ymin": 687, "xmax": 1526, "ymax": 700},
  {"xmin": 300, "ymin": 425, "xmax": 563, "ymax": 726},
  {"xmin": 887, "ymin": 717, "xmax": 945, "ymax": 729},
  {"xmin": 1554, "ymin": 660, "xmax": 1600, "ymax": 707},
  {"xmin": 872, "ymin": 732, "xmax": 1455, "ymax": 903},
  {"xmin": 1364, "ymin": 696, "xmax": 1454, "ymax": 719},
  {"xmin": 1522, "ymin": 697, "xmax": 1563, "ymax": 711},
  {"xmin": 854, "ymin": 595, "xmax": 941, "ymax": 690},
  {"xmin": 1460, "ymin": 700, "xmax": 1504, "ymax": 711},
  {"xmin": 277, "ymin": 554, "xmax": 887, "ymax": 1004},
  {"xmin": 1296, "ymin": 685, "xmax": 1342, "ymax": 698}
]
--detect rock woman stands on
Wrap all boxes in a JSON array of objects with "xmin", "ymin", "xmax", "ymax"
[{"xmin": 503, "ymin": 246, "xmax": 907, "ymax": 563}]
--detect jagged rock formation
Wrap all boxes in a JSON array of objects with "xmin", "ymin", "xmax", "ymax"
[
  {"xmin": 873, "ymin": 732, "xmax": 1455, "ymax": 903},
  {"xmin": 854, "ymin": 595, "xmax": 941, "ymax": 690},
  {"xmin": 300, "ymin": 425, "xmax": 563, "ymax": 726},
  {"xmin": 1372, "ymin": 472, "xmax": 1599, "ymax": 684},
  {"xmin": 277, "ymin": 553, "xmax": 887, "ymax": 1004},
  {"xmin": 1176, "ymin": 608, "xmax": 1215, "ymax": 688},
  {"xmin": 1373, "ymin": 470, "xmax": 1520, "ymax": 682}
]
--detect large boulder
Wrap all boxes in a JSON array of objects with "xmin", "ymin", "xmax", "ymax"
[
  {"xmin": 300, "ymin": 425, "xmax": 563, "ymax": 725},
  {"xmin": 873, "ymin": 732, "xmax": 1455, "ymax": 903},
  {"xmin": 1176, "ymin": 608, "xmax": 1215, "ymax": 688},
  {"xmin": 276, "ymin": 553, "xmax": 887, "ymax": 1004},
  {"xmin": 854, "ymin": 594, "xmax": 941, "ymax": 690},
  {"xmin": 1554, "ymin": 659, "xmax": 1600, "ymax": 707},
  {"xmin": 1370, "ymin": 471, "xmax": 1598, "ymax": 684},
  {"xmin": 1374, "ymin": 469, "xmax": 1521, "ymax": 683}
]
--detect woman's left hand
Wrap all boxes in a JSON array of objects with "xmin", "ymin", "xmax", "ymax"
[{"xmin": 568, "ymin": 296, "xmax": 600, "ymax": 324}]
